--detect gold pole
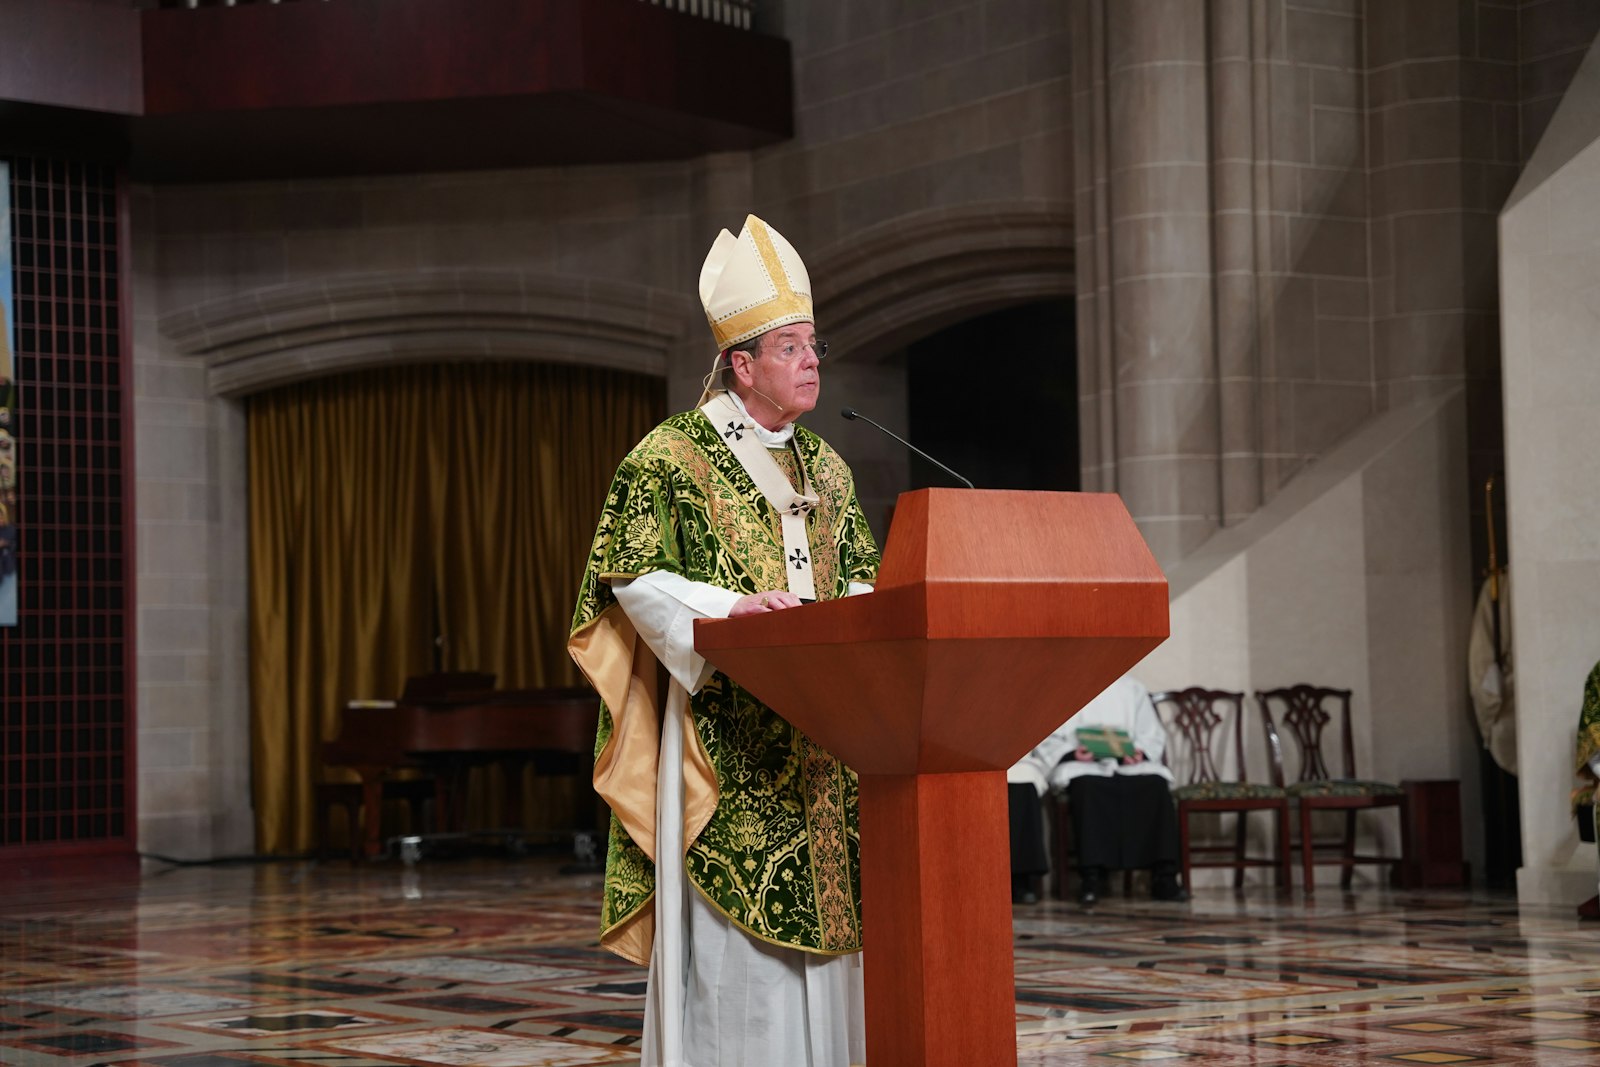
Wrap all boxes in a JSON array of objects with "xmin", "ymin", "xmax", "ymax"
[
  {"xmin": 1485, "ymin": 474, "xmax": 1500, "ymax": 601},
  {"xmin": 1485, "ymin": 474, "xmax": 1504, "ymax": 674}
]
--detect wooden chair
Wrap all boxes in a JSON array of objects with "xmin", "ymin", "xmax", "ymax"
[
  {"xmin": 1152, "ymin": 688, "xmax": 1291, "ymax": 892},
  {"xmin": 1256, "ymin": 684, "xmax": 1410, "ymax": 893}
]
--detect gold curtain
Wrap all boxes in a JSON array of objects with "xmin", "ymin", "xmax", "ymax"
[{"xmin": 248, "ymin": 362, "xmax": 663, "ymax": 855}]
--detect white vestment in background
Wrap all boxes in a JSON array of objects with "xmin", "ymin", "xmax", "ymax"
[{"xmin": 1007, "ymin": 675, "xmax": 1171, "ymax": 794}]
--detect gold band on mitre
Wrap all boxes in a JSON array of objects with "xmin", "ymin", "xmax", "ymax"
[{"xmin": 696, "ymin": 215, "xmax": 813, "ymax": 400}]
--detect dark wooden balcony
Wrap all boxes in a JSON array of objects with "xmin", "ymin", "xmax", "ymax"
[{"xmin": 0, "ymin": 0, "xmax": 791, "ymax": 180}]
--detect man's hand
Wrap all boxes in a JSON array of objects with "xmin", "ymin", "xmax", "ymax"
[
  {"xmin": 730, "ymin": 590, "xmax": 805, "ymax": 617},
  {"xmin": 1072, "ymin": 746, "xmax": 1096, "ymax": 762},
  {"xmin": 1120, "ymin": 748, "xmax": 1147, "ymax": 766}
]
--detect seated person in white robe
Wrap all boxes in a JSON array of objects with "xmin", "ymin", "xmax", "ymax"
[{"xmin": 1007, "ymin": 675, "xmax": 1186, "ymax": 904}]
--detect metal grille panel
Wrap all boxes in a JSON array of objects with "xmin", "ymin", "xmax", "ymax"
[{"xmin": 0, "ymin": 156, "xmax": 134, "ymax": 851}]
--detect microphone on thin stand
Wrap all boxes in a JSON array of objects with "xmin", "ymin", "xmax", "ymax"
[{"xmin": 840, "ymin": 407, "xmax": 975, "ymax": 489}]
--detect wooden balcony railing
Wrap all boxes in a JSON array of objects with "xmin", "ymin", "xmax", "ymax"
[{"xmin": 141, "ymin": 0, "xmax": 756, "ymax": 30}]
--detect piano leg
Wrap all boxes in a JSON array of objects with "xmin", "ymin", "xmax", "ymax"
[
  {"xmin": 502, "ymin": 757, "xmax": 530, "ymax": 833},
  {"xmin": 360, "ymin": 773, "xmax": 386, "ymax": 860},
  {"xmin": 437, "ymin": 756, "xmax": 471, "ymax": 838}
]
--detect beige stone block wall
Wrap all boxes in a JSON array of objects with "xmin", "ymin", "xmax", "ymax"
[
  {"xmin": 134, "ymin": 162, "xmax": 709, "ymax": 856},
  {"xmin": 1520, "ymin": 0, "xmax": 1600, "ymax": 158},
  {"xmin": 1501, "ymin": 103, "xmax": 1600, "ymax": 905},
  {"xmin": 131, "ymin": 185, "xmax": 256, "ymax": 859},
  {"xmin": 1072, "ymin": 0, "xmax": 1384, "ymax": 563},
  {"xmin": 1136, "ymin": 391, "xmax": 1476, "ymax": 887},
  {"xmin": 129, "ymin": 1, "xmax": 1075, "ymax": 856},
  {"xmin": 1266, "ymin": 0, "xmax": 1374, "ymax": 489},
  {"xmin": 124, "ymin": 0, "xmax": 1600, "ymax": 868},
  {"xmin": 751, "ymin": 0, "xmax": 1073, "ymax": 384},
  {"xmin": 766, "ymin": 0, "xmax": 1071, "ymax": 256}
]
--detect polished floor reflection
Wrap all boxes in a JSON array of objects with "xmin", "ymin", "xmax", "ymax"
[{"xmin": 0, "ymin": 856, "xmax": 1596, "ymax": 1065}]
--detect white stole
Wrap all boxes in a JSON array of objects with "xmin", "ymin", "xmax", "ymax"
[{"xmin": 699, "ymin": 392, "xmax": 820, "ymax": 602}]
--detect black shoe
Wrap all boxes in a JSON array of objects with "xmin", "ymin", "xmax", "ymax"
[
  {"xmin": 1011, "ymin": 874, "xmax": 1040, "ymax": 905},
  {"xmin": 1077, "ymin": 868, "xmax": 1105, "ymax": 906},
  {"xmin": 1152, "ymin": 874, "xmax": 1189, "ymax": 902}
]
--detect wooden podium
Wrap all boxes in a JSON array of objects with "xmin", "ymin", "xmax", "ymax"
[{"xmin": 695, "ymin": 488, "xmax": 1168, "ymax": 1067}]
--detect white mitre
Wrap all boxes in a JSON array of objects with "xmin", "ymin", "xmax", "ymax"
[{"xmin": 696, "ymin": 215, "xmax": 813, "ymax": 401}]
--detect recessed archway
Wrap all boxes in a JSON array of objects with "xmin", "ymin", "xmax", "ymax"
[
  {"xmin": 795, "ymin": 201, "xmax": 1076, "ymax": 539},
  {"xmin": 161, "ymin": 269, "xmax": 693, "ymax": 396},
  {"xmin": 809, "ymin": 201, "xmax": 1074, "ymax": 365}
]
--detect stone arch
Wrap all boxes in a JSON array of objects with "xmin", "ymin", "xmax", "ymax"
[
  {"xmin": 160, "ymin": 269, "xmax": 696, "ymax": 397},
  {"xmin": 808, "ymin": 201, "xmax": 1074, "ymax": 363}
]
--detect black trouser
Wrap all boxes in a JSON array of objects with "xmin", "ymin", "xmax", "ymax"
[
  {"xmin": 1008, "ymin": 782, "xmax": 1049, "ymax": 878},
  {"xmin": 1068, "ymin": 774, "xmax": 1180, "ymax": 873}
]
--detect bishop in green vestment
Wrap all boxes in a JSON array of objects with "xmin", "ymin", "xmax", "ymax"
[
  {"xmin": 1576, "ymin": 660, "xmax": 1600, "ymax": 866},
  {"xmin": 569, "ymin": 215, "xmax": 877, "ymax": 1067},
  {"xmin": 571, "ymin": 404, "xmax": 878, "ymax": 956}
]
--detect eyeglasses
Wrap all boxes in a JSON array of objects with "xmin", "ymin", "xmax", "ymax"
[{"xmin": 753, "ymin": 339, "xmax": 828, "ymax": 363}]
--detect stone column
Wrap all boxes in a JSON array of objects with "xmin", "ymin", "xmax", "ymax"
[
  {"xmin": 1211, "ymin": 0, "xmax": 1269, "ymax": 524},
  {"xmin": 1074, "ymin": 0, "xmax": 1222, "ymax": 565}
]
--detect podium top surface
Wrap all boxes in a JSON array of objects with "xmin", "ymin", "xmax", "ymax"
[
  {"xmin": 875, "ymin": 489, "xmax": 1166, "ymax": 588},
  {"xmin": 692, "ymin": 489, "xmax": 1170, "ymax": 774}
]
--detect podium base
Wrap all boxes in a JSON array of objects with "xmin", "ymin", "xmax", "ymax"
[{"xmin": 860, "ymin": 770, "xmax": 1016, "ymax": 1067}]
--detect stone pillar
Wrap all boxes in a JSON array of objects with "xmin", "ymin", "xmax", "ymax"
[
  {"xmin": 1074, "ymin": 0, "xmax": 1222, "ymax": 565},
  {"xmin": 1210, "ymin": 0, "xmax": 1269, "ymax": 524},
  {"xmin": 130, "ymin": 187, "xmax": 255, "ymax": 859}
]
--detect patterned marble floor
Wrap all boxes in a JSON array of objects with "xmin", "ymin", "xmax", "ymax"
[{"xmin": 0, "ymin": 856, "xmax": 1596, "ymax": 1066}]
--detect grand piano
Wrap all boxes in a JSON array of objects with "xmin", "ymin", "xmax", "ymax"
[{"xmin": 321, "ymin": 673, "xmax": 605, "ymax": 860}]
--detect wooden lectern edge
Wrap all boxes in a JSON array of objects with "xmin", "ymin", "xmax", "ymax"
[
  {"xmin": 695, "ymin": 629, "xmax": 1171, "ymax": 777},
  {"xmin": 693, "ymin": 591, "xmax": 1171, "ymax": 648},
  {"xmin": 873, "ymin": 488, "xmax": 1167, "ymax": 591},
  {"xmin": 696, "ymin": 628, "xmax": 1171, "ymax": 649}
]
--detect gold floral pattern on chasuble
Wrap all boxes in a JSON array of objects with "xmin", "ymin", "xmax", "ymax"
[
  {"xmin": 800, "ymin": 733, "xmax": 860, "ymax": 949},
  {"xmin": 571, "ymin": 409, "xmax": 879, "ymax": 955}
]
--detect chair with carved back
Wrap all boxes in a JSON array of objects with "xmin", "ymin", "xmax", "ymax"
[
  {"xmin": 1151, "ymin": 688, "xmax": 1291, "ymax": 892},
  {"xmin": 1256, "ymin": 684, "xmax": 1410, "ymax": 893}
]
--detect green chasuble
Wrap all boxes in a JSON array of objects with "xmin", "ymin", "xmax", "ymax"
[
  {"xmin": 1575, "ymin": 660, "xmax": 1600, "ymax": 815},
  {"xmin": 570, "ymin": 407, "xmax": 879, "ymax": 961}
]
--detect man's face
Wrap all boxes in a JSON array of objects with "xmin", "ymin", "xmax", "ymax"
[{"xmin": 733, "ymin": 322, "xmax": 822, "ymax": 422}]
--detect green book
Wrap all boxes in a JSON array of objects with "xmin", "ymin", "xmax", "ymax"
[{"xmin": 1076, "ymin": 726, "xmax": 1134, "ymax": 760}]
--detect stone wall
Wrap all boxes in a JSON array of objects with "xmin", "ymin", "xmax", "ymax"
[
  {"xmin": 127, "ymin": 0, "xmax": 1600, "ymax": 878},
  {"xmin": 1520, "ymin": 0, "xmax": 1600, "ymax": 157},
  {"xmin": 1072, "ymin": 0, "xmax": 1598, "ymax": 895},
  {"xmin": 1271, "ymin": 0, "xmax": 1374, "ymax": 491},
  {"xmin": 130, "ymin": 162, "xmax": 701, "ymax": 857},
  {"xmin": 130, "ymin": 0, "xmax": 1076, "ymax": 856},
  {"xmin": 1500, "ymin": 31, "xmax": 1600, "ymax": 906},
  {"xmin": 1136, "ymin": 390, "xmax": 1474, "ymax": 887},
  {"xmin": 1072, "ymin": 0, "xmax": 1378, "ymax": 565}
]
